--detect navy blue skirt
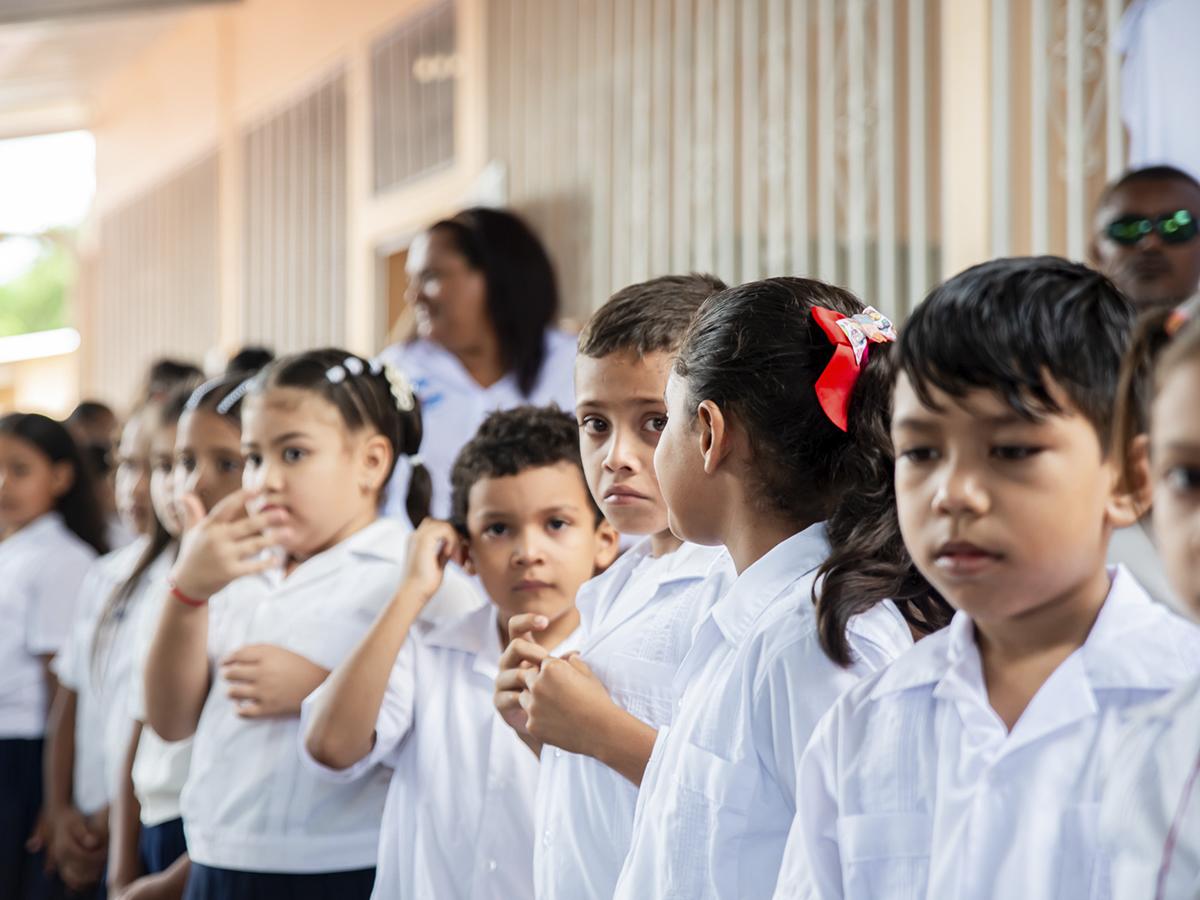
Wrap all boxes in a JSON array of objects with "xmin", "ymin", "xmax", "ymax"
[
  {"xmin": 183, "ymin": 863, "xmax": 375, "ymax": 900},
  {"xmin": 137, "ymin": 818, "xmax": 187, "ymax": 875},
  {"xmin": 0, "ymin": 738, "xmax": 50, "ymax": 900}
]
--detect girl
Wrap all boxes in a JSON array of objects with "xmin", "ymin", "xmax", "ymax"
[
  {"xmin": 1100, "ymin": 304, "xmax": 1200, "ymax": 899},
  {"xmin": 107, "ymin": 375, "xmax": 253, "ymax": 898},
  {"xmin": 612, "ymin": 278, "xmax": 949, "ymax": 900},
  {"xmin": 144, "ymin": 349, "xmax": 478, "ymax": 899},
  {"xmin": 45, "ymin": 405, "xmax": 165, "ymax": 899},
  {"xmin": 0, "ymin": 413, "xmax": 108, "ymax": 898},
  {"xmin": 378, "ymin": 207, "xmax": 577, "ymax": 520}
]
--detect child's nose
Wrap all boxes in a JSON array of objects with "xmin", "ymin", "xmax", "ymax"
[{"xmin": 932, "ymin": 464, "xmax": 990, "ymax": 517}]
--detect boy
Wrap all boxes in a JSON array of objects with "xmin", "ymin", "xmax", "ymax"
[
  {"xmin": 492, "ymin": 274, "xmax": 737, "ymax": 900},
  {"xmin": 300, "ymin": 406, "xmax": 617, "ymax": 899},
  {"xmin": 774, "ymin": 258, "xmax": 1200, "ymax": 900}
]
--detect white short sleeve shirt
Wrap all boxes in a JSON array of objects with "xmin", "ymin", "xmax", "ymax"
[
  {"xmin": 377, "ymin": 329, "xmax": 577, "ymax": 520},
  {"xmin": 0, "ymin": 512, "xmax": 98, "ymax": 738},
  {"xmin": 180, "ymin": 518, "xmax": 482, "ymax": 874},
  {"xmin": 775, "ymin": 567, "xmax": 1200, "ymax": 900},
  {"xmin": 1100, "ymin": 673, "xmax": 1200, "ymax": 900},
  {"xmin": 534, "ymin": 540, "xmax": 734, "ymax": 900},
  {"xmin": 613, "ymin": 524, "xmax": 914, "ymax": 900}
]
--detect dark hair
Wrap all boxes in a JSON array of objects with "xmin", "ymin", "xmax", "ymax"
[
  {"xmin": 66, "ymin": 401, "xmax": 116, "ymax": 428},
  {"xmin": 245, "ymin": 349, "xmax": 430, "ymax": 526},
  {"xmin": 449, "ymin": 405, "xmax": 600, "ymax": 532},
  {"xmin": 430, "ymin": 207, "xmax": 559, "ymax": 396},
  {"xmin": 900, "ymin": 256, "xmax": 1135, "ymax": 454},
  {"xmin": 675, "ymin": 277, "xmax": 950, "ymax": 665},
  {"xmin": 67, "ymin": 400, "xmax": 118, "ymax": 479},
  {"xmin": 0, "ymin": 413, "xmax": 108, "ymax": 555},
  {"xmin": 1097, "ymin": 164, "xmax": 1200, "ymax": 213},
  {"xmin": 143, "ymin": 358, "xmax": 204, "ymax": 402},
  {"xmin": 579, "ymin": 274, "xmax": 727, "ymax": 359},
  {"xmin": 226, "ymin": 346, "xmax": 275, "ymax": 377}
]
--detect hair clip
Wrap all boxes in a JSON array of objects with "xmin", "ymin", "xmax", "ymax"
[
  {"xmin": 344, "ymin": 356, "xmax": 365, "ymax": 376},
  {"xmin": 184, "ymin": 377, "xmax": 223, "ymax": 413},
  {"xmin": 811, "ymin": 305, "xmax": 898, "ymax": 431},
  {"xmin": 379, "ymin": 360, "xmax": 417, "ymax": 412},
  {"xmin": 215, "ymin": 377, "xmax": 255, "ymax": 417}
]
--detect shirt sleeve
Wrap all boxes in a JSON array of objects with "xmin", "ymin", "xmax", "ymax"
[
  {"xmin": 298, "ymin": 637, "xmax": 419, "ymax": 783},
  {"xmin": 26, "ymin": 542, "xmax": 98, "ymax": 657}
]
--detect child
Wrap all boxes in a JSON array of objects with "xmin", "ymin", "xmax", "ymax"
[
  {"xmin": 1099, "ymin": 304, "xmax": 1200, "ymax": 898},
  {"xmin": 143, "ymin": 350, "xmax": 479, "ymax": 899},
  {"xmin": 107, "ymin": 375, "xmax": 255, "ymax": 897},
  {"xmin": 490, "ymin": 274, "xmax": 736, "ymax": 900},
  {"xmin": 776, "ymin": 258, "xmax": 1200, "ymax": 900},
  {"xmin": 0, "ymin": 413, "xmax": 108, "ymax": 898},
  {"xmin": 612, "ymin": 278, "xmax": 947, "ymax": 900},
  {"xmin": 46, "ymin": 404, "xmax": 167, "ymax": 899},
  {"xmin": 302, "ymin": 405, "xmax": 619, "ymax": 899}
]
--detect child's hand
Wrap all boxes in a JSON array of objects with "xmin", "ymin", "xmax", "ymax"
[
  {"xmin": 49, "ymin": 806, "xmax": 106, "ymax": 891},
  {"xmin": 399, "ymin": 519, "xmax": 465, "ymax": 603},
  {"xmin": 115, "ymin": 869, "xmax": 176, "ymax": 900},
  {"xmin": 24, "ymin": 808, "xmax": 48, "ymax": 855},
  {"xmin": 169, "ymin": 490, "xmax": 282, "ymax": 602},
  {"xmin": 494, "ymin": 614, "xmax": 551, "ymax": 752},
  {"xmin": 521, "ymin": 653, "xmax": 619, "ymax": 756},
  {"xmin": 220, "ymin": 644, "xmax": 330, "ymax": 718}
]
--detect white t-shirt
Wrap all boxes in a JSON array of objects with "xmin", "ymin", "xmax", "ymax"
[
  {"xmin": 303, "ymin": 602, "xmax": 574, "ymax": 899},
  {"xmin": 0, "ymin": 512, "xmax": 97, "ymax": 739},
  {"xmin": 775, "ymin": 567, "xmax": 1200, "ymax": 900},
  {"xmin": 53, "ymin": 538, "xmax": 150, "ymax": 815},
  {"xmin": 377, "ymin": 329, "xmax": 577, "ymax": 520},
  {"xmin": 614, "ymin": 524, "xmax": 914, "ymax": 900},
  {"xmin": 534, "ymin": 540, "xmax": 734, "ymax": 900},
  {"xmin": 1100, "ymin": 674, "xmax": 1200, "ymax": 900},
  {"xmin": 1119, "ymin": 0, "xmax": 1200, "ymax": 179},
  {"xmin": 180, "ymin": 518, "xmax": 481, "ymax": 874}
]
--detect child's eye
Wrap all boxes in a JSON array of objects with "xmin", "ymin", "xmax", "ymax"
[
  {"xmin": 898, "ymin": 447, "xmax": 938, "ymax": 463},
  {"xmin": 1165, "ymin": 465, "xmax": 1200, "ymax": 494},
  {"xmin": 218, "ymin": 458, "xmax": 241, "ymax": 474},
  {"xmin": 178, "ymin": 454, "xmax": 196, "ymax": 473},
  {"xmin": 282, "ymin": 447, "xmax": 307, "ymax": 463},
  {"xmin": 244, "ymin": 453, "xmax": 262, "ymax": 467},
  {"xmin": 991, "ymin": 445, "xmax": 1042, "ymax": 461},
  {"xmin": 547, "ymin": 517, "xmax": 570, "ymax": 531},
  {"xmin": 580, "ymin": 415, "xmax": 609, "ymax": 436},
  {"xmin": 484, "ymin": 523, "xmax": 508, "ymax": 537},
  {"xmin": 644, "ymin": 415, "xmax": 668, "ymax": 433}
]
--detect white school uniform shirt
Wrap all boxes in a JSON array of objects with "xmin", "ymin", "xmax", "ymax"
[
  {"xmin": 52, "ymin": 538, "xmax": 148, "ymax": 815},
  {"xmin": 126, "ymin": 556, "xmax": 191, "ymax": 826},
  {"xmin": 377, "ymin": 330, "xmax": 577, "ymax": 520},
  {"xmin": 0, "ymin": 512, "xmax": 97, "ymax": 739},
  {"xmin": 1099, "ymin": 674, "xmax": 1200, "ymax": 900},
  {"xmin": 534, "ymin": 539, "xmax": 734, "ymax": 900},
  {"xmin": 613, "ymin": 524, "xmax": 914, "ymax": 900},
  {"xmin": 180, "ymin": 518, "xmax": 482, "ymax": 874},
  {"xmin": 775, "ymin": 566, "xmax": 1200, "ymax": 900},
  {"xmin": 302, "ymin": 601, "xmax": 579, "ymax": 900}
]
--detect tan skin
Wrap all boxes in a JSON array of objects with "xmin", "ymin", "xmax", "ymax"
[
  {"xmin": 492, "ymin": 351, "xmax": 683, "ymax": 784},
  {"xmin": 306, "ymin": 464, "xmax": 618, "ymax": 771},
  {"xmin": 406, "ymin": 228, "xmax": 506, "ymax": 389},
  {"xmin": 891, "ymin": 375, "xmax": 1140, "ymax": 729}
]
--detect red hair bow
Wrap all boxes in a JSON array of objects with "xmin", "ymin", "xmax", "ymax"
[{"xmin": 811, "ymin": 306, "xmax": 898, "ymax": 431}]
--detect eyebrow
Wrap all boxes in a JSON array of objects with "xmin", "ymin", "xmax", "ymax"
[
  {"xmin": 576, "ymin": 396, "xmax": 666, "ymax": 409},
  {"xmin": 241, "ymin": 431, "xmax": 313, "ymax": 450},
  {"xmin": 1161, "ymin": 440, "xmax": 1200, "ymax": 456},
  {"xmin": 475, "ymin": 503, "xmax": 585, "ymax": 519}
]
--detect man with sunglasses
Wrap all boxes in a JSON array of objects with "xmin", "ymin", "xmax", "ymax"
[{"xmin": 1090, "ymin": 164, "xmax": 1200, "ymax": 309}]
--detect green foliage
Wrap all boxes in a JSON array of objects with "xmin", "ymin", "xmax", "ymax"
[{"xmin": 0, "ymin": 236, "xmax": 74, "ymax": 338}]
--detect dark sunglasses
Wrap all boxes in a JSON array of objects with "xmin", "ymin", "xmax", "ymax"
[{"xmin": 1105, "ymin": 209, "xmax": 1199, "ymax": 246}]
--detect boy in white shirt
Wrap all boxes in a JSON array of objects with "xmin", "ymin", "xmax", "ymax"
[
  {"xmin": 490, "ymin": 274, "xmax": 735, "ymax": 900},
  {"xmin": 302, "ymin": 405, "xmax": 619, "ymax": 900},
  {"xmin": 776, "ymin": 258, "xmax": 1200, "ymax": 900}
]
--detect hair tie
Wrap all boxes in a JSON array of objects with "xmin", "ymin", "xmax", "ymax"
[
  {"xmin": 811, "ymin": 306, "xmax": 897, "ymax": 431},
  {"xmin": 408, "ymin": 453, "xmax": 424, "ymax": 467},
  {"xmin": 1166, "ymin": 295, "xmax": 1200, "ymax": 336}
]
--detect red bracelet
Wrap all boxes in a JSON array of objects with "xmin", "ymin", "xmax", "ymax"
[{"xmin": 169, "ymin": 580, "xmax": 209, "ymax": 607}]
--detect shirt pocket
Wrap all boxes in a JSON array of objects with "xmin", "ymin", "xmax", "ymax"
[
  {"xmin": 837, "ymin": 812, "xmax": 932, "ymax": 900},
  {"xmin": 663, "ymin": 741, "xmax": 759, "ymax": 898},
  {"xmin": 1057, "ymin": 803, "xmax": 1107, "ymax": 898}
]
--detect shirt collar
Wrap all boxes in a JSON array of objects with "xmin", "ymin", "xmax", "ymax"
[
  {"xmin": 710, "ymin": 522, "xmax": 829, "ymax": 646},
  {"xmin": 422, "ymin": 602, "xmax": 587, "ymax": 680},
  {"xmin": 262, "ymin": 517, "xmax": 409, "ymax": 591},
  {"xmin": 1, "ymin": 511, "xmax": 67, "ymax": 553}
]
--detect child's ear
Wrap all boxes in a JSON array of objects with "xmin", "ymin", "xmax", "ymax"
[
  {"xmin": 696, "ymin": 400, "xmax": 732, "ymax": 476},
  {"xmin": 358, "ymin": 434, "xmax": 393, "ymax": 494},
  {"xmin": 460, "ymin": 534, "xmax": 477, "ymax": 575},
  {"xmin": 591, "ymin": 518, "xmax": 620, "ymax": 574},
  {"xmin": 50, "ymin": 461, "xmax": 75, "ymax": 499},
  {"xmin": 1106, "ymin": 434, "xmax": 1151, "ymax": 530}
]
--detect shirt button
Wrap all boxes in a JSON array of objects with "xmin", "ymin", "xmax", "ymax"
[
  {"xmin": 488, "ymin": 859, "xmax": 498, "ymax": 873},
  {"xmin": 554, "ymin": 749, "xmax": 563, "ymax": 758},
  {"xmin": 542, "ymin": 829, "xmax": 552, "ymax": 847}
]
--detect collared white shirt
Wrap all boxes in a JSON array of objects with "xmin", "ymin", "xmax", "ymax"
[
  {"xmin": 302, "ymin": 601, "xmax": 576, "ymax": 900},
  {"xmin": 613, "ymin": 524, "xmax": 913, "ymax": 900},
  {"xmin": 0, "ymin": 512, "xmax": 97, "ymax": 739},
  {"xmin": 127, "ymin": 557, "xmax": 192, "ymax": 827},
  {"xmin": 53, "ymin": 538, "xmax": 150, "ymax": 815},
  {"xmin": 776, "ymin": 567, "xmax": 1200, "ymax": 900},
  {"xmin": 181, "ymin": 518, "xmax": 482, "ymax": 874},
  {"xmin": 377, "ymin": 330, "xmax": 577, "ymax": 520},
  {"xmin": 535, "ymin": 539, "xmax": 735, "ymax": 900},
  {"xmin": 1100, "ymin": 673, "xmax": 1200, "ymax": 900}
]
